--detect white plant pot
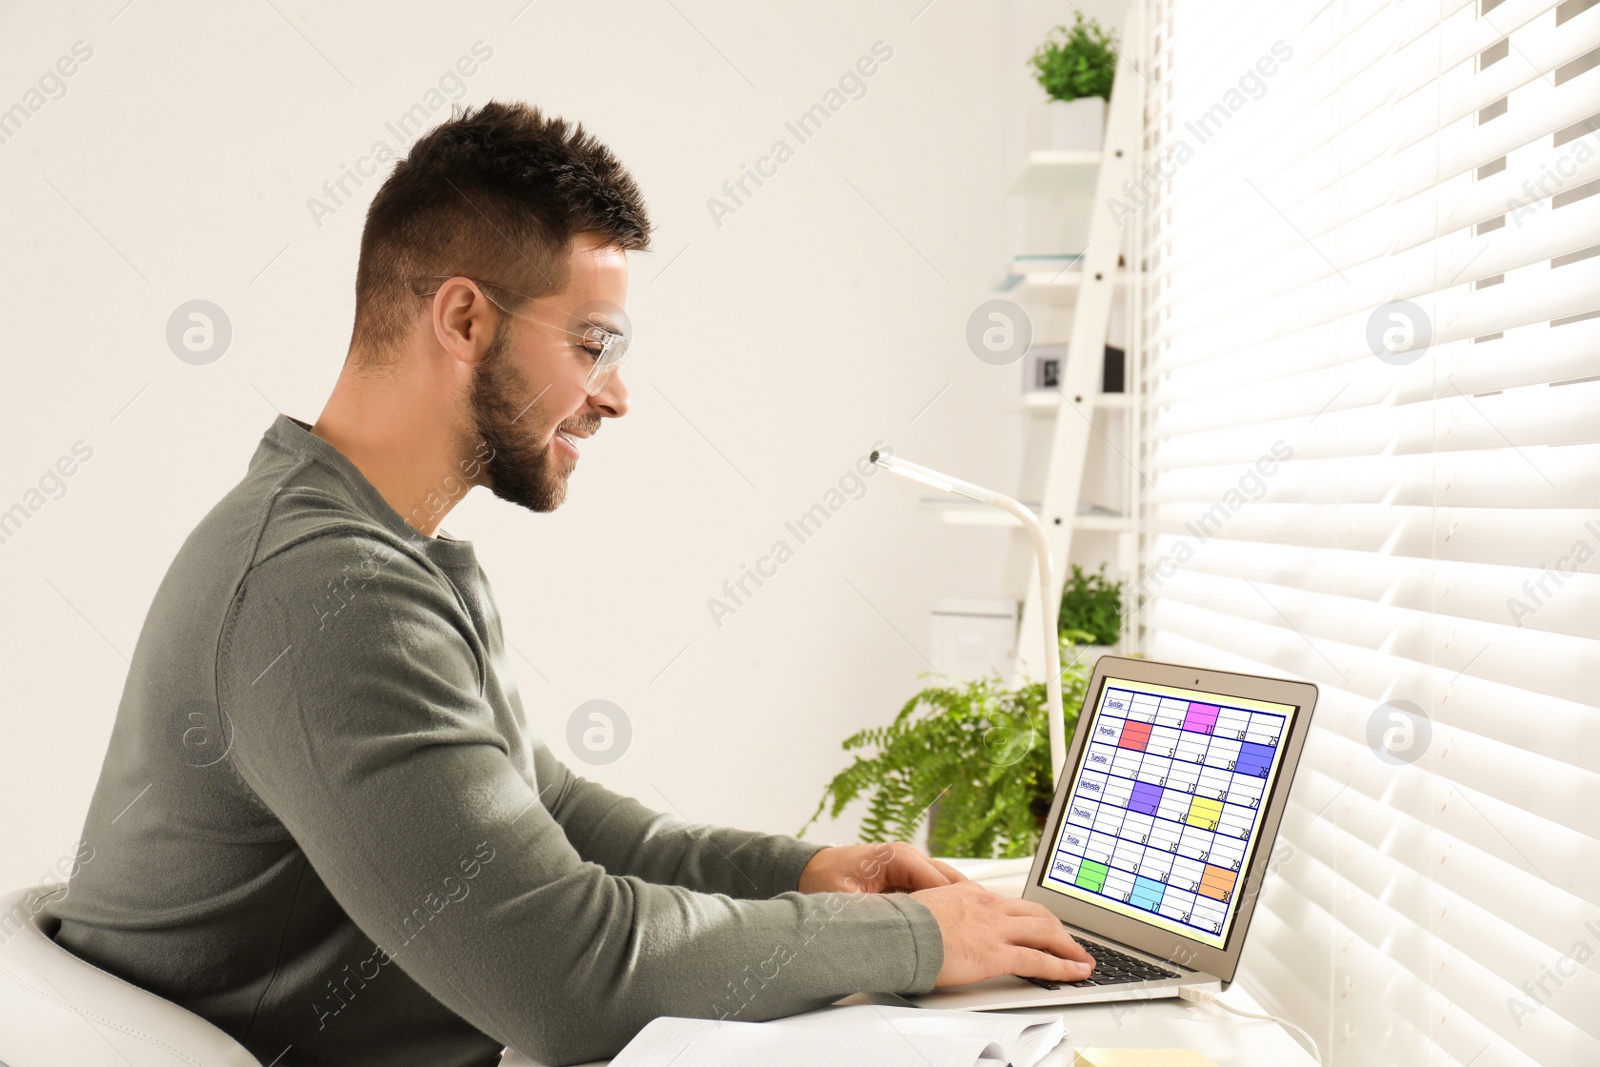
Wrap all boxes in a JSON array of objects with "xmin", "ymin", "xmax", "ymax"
[{"xmin": 1048, "ymin": 96, "xmax": 1106, "ymax": 151}]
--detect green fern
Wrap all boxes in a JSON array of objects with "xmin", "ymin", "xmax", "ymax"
[
  {"xmin": 1058, "ymin": 563, "xmax": 1124, "ymax": 646},
  {"xmin": 801, "ymin": 652, "xmax": 1089, "ymax": 859}
]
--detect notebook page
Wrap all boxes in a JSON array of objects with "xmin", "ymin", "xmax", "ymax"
[
  {"xmin": 781, "ymin": 1003, "xmax": 1065, "ymax": 1065},
  {"xmin": 608, "ymin": 1016, "xmax": 1006, "ymax": 1067}
]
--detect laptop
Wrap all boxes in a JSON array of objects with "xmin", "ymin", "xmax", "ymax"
[{"xmin": 897, "ymin": 655, "xmax": 1317, "ymax": 1011}]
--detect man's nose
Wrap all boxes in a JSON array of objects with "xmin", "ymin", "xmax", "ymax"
[{"xmin": 592, "ymin": 370, "xmax": 629, "ymax": 417}]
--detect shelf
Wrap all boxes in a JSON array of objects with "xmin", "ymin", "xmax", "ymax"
[
  {"xmin": 922, "ymin": 498, "xmax": 1133, "ymax": 531},
  {"xmin": 1073, "ymin": 513, "xmax": 1137, "ymax": 532},
  {"xmin": 999, "ymin": 265, "xmax": 1131, "ymax": 294},
  {"xmin": 1022, "ymin": 391, "xmax": 1133, "ymax": 411},
  {"xmin": 1008, "ymin": 150, "xmax": 1103, "ymax": 196}
]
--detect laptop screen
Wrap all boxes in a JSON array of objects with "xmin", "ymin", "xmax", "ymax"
[{"xmin": 1038, "ymin": 676, "xmax": 1300, "ymax": 950}]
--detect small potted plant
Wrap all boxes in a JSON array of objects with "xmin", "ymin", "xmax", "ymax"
[
  {"xmin": 802, "ymin": 650, "xmax": 1090, "ymax": 859},
  {"xmin": 1028, "ymin": 13, "xmax": 1118, "ymax": 151},
  {"xmin": 1058, "ymin": 562, "xmax": 1124, "ymax": 668}
]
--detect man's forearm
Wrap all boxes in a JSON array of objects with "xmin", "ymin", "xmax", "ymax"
[{"xmin": 536, "ymin": 744, "xmax": 828, "ymax": 898}]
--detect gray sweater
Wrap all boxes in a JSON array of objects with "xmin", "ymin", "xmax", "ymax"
[{"xmin": 52, "ymin": 414, "xmax": 944, "ymax": 1066}]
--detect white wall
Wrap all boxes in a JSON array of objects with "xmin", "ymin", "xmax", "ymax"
[{"xmin": 0, "ymin": 0, "xmax": 1126, "ymax": 890}]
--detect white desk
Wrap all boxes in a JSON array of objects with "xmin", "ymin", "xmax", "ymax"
[
  {"xmin": 886, "ymin": 988, "xmax": 1319, "ymax": 1066},
  {"xmin": 920, "ymin": 858, "xmax": 1319, "ymax": 1066},
  {"xmin": 502, "ymin": 857, "xmax": 1318, "ymax": 1067}
]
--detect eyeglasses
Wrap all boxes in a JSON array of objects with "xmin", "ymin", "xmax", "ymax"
[{"xmin": 407, "ymin": 275, "xmax": 630, "ymax": 396}]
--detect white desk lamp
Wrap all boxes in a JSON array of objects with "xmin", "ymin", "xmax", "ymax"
[{"xmin": 870, "ymin": 449, "xmax": 1067, "ymax": 787}]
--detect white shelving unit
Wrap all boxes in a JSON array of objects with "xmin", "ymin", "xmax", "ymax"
[
  {"xmin": 1006, "ymin": 150, "xmax": 1103, "ymax": 196},
  {"xmin": 995, "ymin": 15, "xmax": 1145, "ymax": 691},
  {"xmin": 1001, "ymin": 261, "xmax": 1133, "ymax": 297},
  {"xmin": 1020, "ymin": 391, "xmax": 1133, "ymax": 411},
  {"xmin": 921, "ymin": 498, "xmax": 1134, "ymax": 531},
  {"xmin": 921, "ymin": 13, "xmax": 1144, "ymax": 704},
  {"xmin": 1014, "ymin": 273, "xmax": 1131, "ymax": 293}
]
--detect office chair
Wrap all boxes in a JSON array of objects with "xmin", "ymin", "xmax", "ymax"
[{"xmin": 0, "ymin": 884, "xmax": 264, "ymax": 1066}]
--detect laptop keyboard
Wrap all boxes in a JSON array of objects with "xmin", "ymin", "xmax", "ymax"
[{"xmin": 1015, "ymin": 937, "xmax": 1182, "ymax": 989}]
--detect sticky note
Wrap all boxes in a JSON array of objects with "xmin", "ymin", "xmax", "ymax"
[{"xmin": 1073, "ymin": 1049, "xmax": 1222, "ymax": 1067}]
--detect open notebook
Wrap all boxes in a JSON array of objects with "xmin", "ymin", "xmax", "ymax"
[{"xmin": 609, "ymin": 1004, "xmax": 1066, "ymax": 1067}]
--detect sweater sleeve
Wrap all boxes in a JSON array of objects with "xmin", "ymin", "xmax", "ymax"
[
  {"xmin": 534, "ymin": 742, "xmax": 828, "ymax": 900},
  {"xmin": 218, "ymin": 534, "xmax": 943, "ymax": 1065}
]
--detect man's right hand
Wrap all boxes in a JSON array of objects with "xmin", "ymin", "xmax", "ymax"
[{"xmin": 910, "ymin": 880, "xmax": 1096, "ymax": 987}]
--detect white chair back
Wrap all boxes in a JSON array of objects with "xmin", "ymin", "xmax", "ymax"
[{"xmin": 0, "ymin": 885, "xmax": 263, "ymax": 1067}]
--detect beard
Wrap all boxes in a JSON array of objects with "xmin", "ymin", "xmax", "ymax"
[{"xmin": 468, "ymin": 319, "xmax": 594, "ymax": 513}]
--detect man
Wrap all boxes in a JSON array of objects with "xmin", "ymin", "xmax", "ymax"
[{"xmin": 53, "ymin": 102, "xmax": 1092, "ymax": 1066}]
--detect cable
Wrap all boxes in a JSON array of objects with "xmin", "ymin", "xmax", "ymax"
[{"xmin": 1178, "ymin": 985, "xmax": 1322, "ymax": 1064}]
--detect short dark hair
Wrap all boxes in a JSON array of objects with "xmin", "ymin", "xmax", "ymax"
[{"xmin": 349, "ymin": 101, "xmax": 651, "ymax": 365}]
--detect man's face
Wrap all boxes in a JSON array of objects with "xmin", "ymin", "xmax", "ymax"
[{"xmin": 469, "ymin": 233, "xmax": 630, "ymax": 512}]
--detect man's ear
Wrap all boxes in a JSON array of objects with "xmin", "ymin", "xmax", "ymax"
[{"xmin": 429, "ymin": 280, "xmax": 500, "ymax": 369}]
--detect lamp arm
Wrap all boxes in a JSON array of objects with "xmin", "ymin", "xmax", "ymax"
[
  {"xmin": 981, "ymin": 492, "xmax": 1066, "ymax": 788},
  {"xmin": 868, "ymin": 448, "xmax": 1068, "ymax": 787}
]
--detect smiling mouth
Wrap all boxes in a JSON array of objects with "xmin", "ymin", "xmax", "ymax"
[
  {"xmin": 554, "ymin": 429, "xmax": 586, "ymax": 458},
  {"xmin": 552, "ymin": 414, "xmax": 600, "ymax": 460}
]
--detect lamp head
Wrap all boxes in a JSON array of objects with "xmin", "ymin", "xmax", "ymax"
[{"xmin": 871, "ymin": 448, "xmax": 991, "ymax": 504}]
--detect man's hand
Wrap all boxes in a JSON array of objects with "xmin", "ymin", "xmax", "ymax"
[
  {"xmin": 911, "ymin": 880, "xmax": 1095, "ymax": 986},
  {"xmin": 797, "ymin": 842, "xmax": 970, "ymax": 895}
]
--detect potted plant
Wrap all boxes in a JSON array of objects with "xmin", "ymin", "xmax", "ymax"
[
  {"xmin": 1028, "ymin": 13, "xmax": 1118, "ymax": 151},
  {"xmin": 801, "ymin": 650, "xmax": 1090, "ymax": 859},
  {"xmin": 1058, "ymin": 562, "xmax": 1124, "ymax": 668}
]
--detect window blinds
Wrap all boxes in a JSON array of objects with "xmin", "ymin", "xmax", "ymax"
[{"xmin": 1136, "ymin": 0, "xmax": 1600, "ymax": 1062}]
